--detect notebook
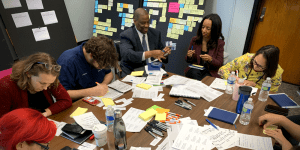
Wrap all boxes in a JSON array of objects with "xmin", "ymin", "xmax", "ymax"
[
  {"xmin": 60, "ymin": 130, "xmax": 93, "ymax": 144},
  {"xmin": 269, "ymin": 93, "xmax": 300, "ymax": 108},
  {"xmin": 169, "ymin": 85, "xmax": 201, "ymax": 99},
  {"xmin": 108, "ymin": 80, "xmax": 132, "ymax": 93},
  {"xmin": 207, "ymin": 107, "xmax": 239, "ymax": 124}
]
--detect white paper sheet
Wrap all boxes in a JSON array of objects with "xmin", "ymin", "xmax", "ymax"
[
  {"xmin": 186, "ymin": 82, "xmax": 223, "ymax": 102},
  {"xmin": 32, "ymin": 27, "xmax": 50, "ymax": 42},
  {"xmin": 73, "ymin": 112, "xmax": 101, "ymax": 130},
  {"xmin": 209, "ymin": 78, "xmax": 227, "ymax": 90},
  {"xmin": 108, "ymin": 80, "xmax": 132, "ymax": 93},
  {"xmin": 150, "ymin": 137, "xmax": 162, "ymax": 146},
  {"xmin": 122, "ymin": 75, "xmax": 146, "ymax": 83},
  {"xmin": 12, "ymin": 12, "xmax": 32, "ymax": 28},
  {"xmin": 130, "ymin": 147, "xmax": 151, "ymax": 150},
  {"xmin": 102, "ymin": 87, "xmax": 123, "ymax": 100},
  {"xmin": 48, "ymin": 119, "xmax": 66, "ymax": 136},
  {"xmin": 41, "ymin": 10, "xmax": 58, "ymax": 25},
  {"xmin": 2, "ymin": 0, "xmax": 21, "ymax": 9},
  {"xmin": 122, "ymin": 107, "xmax": 150, "ymax": 132},
  {"xmin": 237, "ymin": 133, "xmax": 273, "ymax": 150},
  {"xmin": 132, "ymin": 88, "xmax": 158, "ymax": 99},
  {"xmin": 152, "ymin": 10, "xmax": 159, "ymax": 15},
  {"xmin": 26, "ymin": 0, "xmax": 43, "ymax": 10},
  {"xmin": 145, "ymin": 74, "xmax": 162, "ymax": 85}
]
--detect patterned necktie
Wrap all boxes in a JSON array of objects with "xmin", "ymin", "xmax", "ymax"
[{"xmin": 142, "ymin": 34, "xmax": 148, "ymax": 63}]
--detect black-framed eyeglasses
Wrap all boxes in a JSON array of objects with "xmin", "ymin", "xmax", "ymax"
[
  {"xmin": 33, "ymin": 141, "xmax": 49, "ymax": 150},
  {"xmin": 252, "ymin": 59, "xmax": 266, "ymax": 70}
]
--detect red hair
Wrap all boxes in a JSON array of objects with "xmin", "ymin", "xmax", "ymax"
[{"xmin": 0, "ymin": 108, "xmax": 57, "ymax": 150}]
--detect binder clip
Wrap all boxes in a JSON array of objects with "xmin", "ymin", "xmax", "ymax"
[{"xmin": 175, "ymin": 100, "xmax": 192, "ymax": 110}]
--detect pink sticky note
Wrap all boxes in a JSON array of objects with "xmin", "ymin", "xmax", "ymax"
[
  {"xmin": 0, "ymin": 68, "xmax": 12, "ymax": 79},
  {"xmin": 168, "ymin": 2, "xmax": 180, "ymax": 13}
]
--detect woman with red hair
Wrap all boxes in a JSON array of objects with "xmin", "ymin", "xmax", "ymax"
[{"xmin": 0, "ymin": 108, "xmax": 56, "ymax": 150}]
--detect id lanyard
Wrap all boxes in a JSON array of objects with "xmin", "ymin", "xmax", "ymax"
[{"xmin": 246, "ymin": 68, "xmax": 265, "ymax": 84}]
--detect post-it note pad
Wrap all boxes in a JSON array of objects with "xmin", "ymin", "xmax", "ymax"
[
  {"xmin": 155, "ymin": 112, "xmax": 166, "ymax": 121},
  {"xmin": 139, "ymin": 109, "xmax": 157, "ymax": 121},
  {"xmin": 147, "ymin": 105, "xmax": 162, "ymax": 111},
  {"xmin": 136, "ymin": 83, "xmax": 152, "ymax": 90},
  {"xmin": 70, "ymin": 107, "xmax": 88, "ymax": 118},
  {"xmin": 131, "ymin": 71, "xmax": 144, "ymax": 76},
  {"xmin": 102, "ymin": 98, "xmax": 115, "ymax": 107}
]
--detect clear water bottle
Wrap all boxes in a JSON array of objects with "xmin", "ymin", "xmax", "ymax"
[
  {"xmin": 258, "ymin": 77, "xmax": 271, "ymax": 102},
  {"xmin": 106, "ymin": 105, "xmax": 114, "ymax": 132},
  {"xmin": 114, "ymin": 109, "xmax": 127, "ymax": 150},
  {"xmin": 239, "ymin": 98, "xmax": 254, "ymax": 125},
  {"xmin": 225, "ymin": 71, "xmax": 236, "ymax": 94}
]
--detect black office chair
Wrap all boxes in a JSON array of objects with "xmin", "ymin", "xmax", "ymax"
[{"xmin": 114, "ymin": 40, "xmax": 122, "ymax": 79}]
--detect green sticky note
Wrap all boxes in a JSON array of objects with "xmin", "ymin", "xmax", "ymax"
[{"xmin": 147, "ymin": 105, "xmax": 162, "ymax": 111}]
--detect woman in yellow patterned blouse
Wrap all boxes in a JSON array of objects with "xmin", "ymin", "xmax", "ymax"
[{"xmin": 218, "ymin": 45, "xmax": 283, "ymax": 92}]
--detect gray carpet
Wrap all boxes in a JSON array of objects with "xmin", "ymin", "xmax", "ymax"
[{"xmin": 277, "ymin": 82, "xmax": 300, "ymax": 116}]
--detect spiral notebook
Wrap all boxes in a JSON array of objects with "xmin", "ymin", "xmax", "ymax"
[
  {"xmin": 269, "ymin": 93, "xmax": 300, "ymax": 108},
  {"xmin": 169, "ymin": 85, "xmax": 201, "ymax": 99},
  {"xmin": 206, "ymin": 107, "xmax": 239, "ymax": 125}
]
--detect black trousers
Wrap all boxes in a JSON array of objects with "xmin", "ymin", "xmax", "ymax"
[{"xmin": 185, "ymin": 68, "xmax": 211, "ymax": 81}]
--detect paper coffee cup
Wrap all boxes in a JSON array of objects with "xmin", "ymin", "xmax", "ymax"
[{"xmin": 92, "ymin": 124, "xmax": 107, "ymax": 147}]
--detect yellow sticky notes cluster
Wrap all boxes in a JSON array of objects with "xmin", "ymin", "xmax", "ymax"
[
  {"xmin": 155, "ymin": 113, "xmax": 166, "ymax": 121},
  {"xmin": 139, "ymin": 108, "xmax": 157, "ymax": 121},
  {"xmin": 131, "ymin": 71, "xmax": 144, "ymax": 76},
  {"xmin": 136, "ymin": 83, "xmax": 152, "ymax": 90},
  {"xmin": 102, "ymin": 98, "xmax": 115, "ymax": 107},
  {"xmin": 156, "ymin": 108, "xmax": 170, "ymax": 113},
  {"xmin": 70, "ymin": 107, "xmax": 88, "ymax": 118},
  {"xmin": 263, "ymin": 125, "xmax": 278, "ymax": 134}
]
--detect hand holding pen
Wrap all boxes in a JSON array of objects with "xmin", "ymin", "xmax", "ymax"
[
  {"xmin": 153, "ymin": 46, "xmax": 172, "ymax": 62},
  {"xmin": 187, "ymin": 46, "xmax": 195, "ymax": 58}
]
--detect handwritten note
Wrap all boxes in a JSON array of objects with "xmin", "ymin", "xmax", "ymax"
[
  {"xmin": 32, "ymin": 27, "xmax": 50, "ymax": 42},
  {"xmin": 12, "ymin": 12, "xmax": 32, "ymax": 28},
  {"xmin": 2, "ymin": 0, "xmax": 21, "ymax": 9},
  {"xmin": 26, "ymin": 0, "xmax": 43, "ymax": 10},
  {"xmin": 168, "ymin": 2, "xmax": 180, "ymax": 13},
  {"xmin": 41, "ymin": 10, "xmax": 58, "ymax": 25},
  {"xmin": 73, "ymin": 112, "xmax": 101, "ymax": 130}
]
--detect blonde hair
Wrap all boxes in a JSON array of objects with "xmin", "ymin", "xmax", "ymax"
[{"xmin": 10, "ymin": 52, "xmax": 60, "ymax": 93}]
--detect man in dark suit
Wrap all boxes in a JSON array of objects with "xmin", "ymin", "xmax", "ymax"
[{"xmin": 119, "ymin": 8, "xmax": 171, "ymax": 77}]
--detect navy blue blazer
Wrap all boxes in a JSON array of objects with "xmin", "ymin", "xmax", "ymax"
[{"xmin": 119, "ymin": 26, "xmax": 168, "ymax": 77}]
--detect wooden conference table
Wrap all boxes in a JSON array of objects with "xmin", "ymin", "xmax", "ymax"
[{"xmin": 49, "ymin": 73, "xmax": 278, "ymax": 150}]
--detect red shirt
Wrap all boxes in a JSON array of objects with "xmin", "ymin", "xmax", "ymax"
[
  {"xmin": 0, "ymin": 75, "xmax": 72, "ymax": 117},
  {"xmin": 185, "ymin": 37, "xmax": 225, "ymax": 78}
]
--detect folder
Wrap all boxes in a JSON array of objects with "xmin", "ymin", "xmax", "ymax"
[
  {"xmin": 208, "ymin": 108, "xmax": 239, "ymax": 125},
  {"xmin": 269, "ymin": 93, "xmax": 300, "ymax": 108}
]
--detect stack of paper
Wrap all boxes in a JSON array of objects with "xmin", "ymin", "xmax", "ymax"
[
  {"xmin": 209, "ymin": 78, "xmax": 227, "ymax": 90},
  {"xmin": 122, "ymin": 107, "xmax": 151, "ymax": 132}
]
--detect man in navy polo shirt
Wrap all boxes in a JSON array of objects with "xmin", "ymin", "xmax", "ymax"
[{"xmin": 57, "ymin": 35, "xmax": 118, "ymax": 101}]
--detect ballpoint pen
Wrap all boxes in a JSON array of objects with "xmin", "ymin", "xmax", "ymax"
[
  {"xmin": 144, "ymin": 128, "xmax": 157, "ymax": 139},
  {"xmin": 183, "ymin": 98, "xmax": 196, "ymax": 106},
  {"xmin": 206, "ymin": 119, "xmax": 219, "ymax": 130}
]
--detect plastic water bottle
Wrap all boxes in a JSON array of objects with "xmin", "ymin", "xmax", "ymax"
[
  {"xmin": 258, "ymin": 77, "xmax": 271, "ymax": 102},
  {"xmin": 114, "ymin": 109, "xmax": 127, "ymax": 150},
  {"xmin": 225, "ymin": 71, "xmax": 236, "ymax": 94},
  {"xmin": 239, "ymin": 98, "xmax": 254, "ymax": 125},
  {"xmin": 106, "ymin": 105, "xmax": 114, "ymax": 132},
  {"xmin": 232, "ymin": 78, "xmax": 245, "ymax": 101}
]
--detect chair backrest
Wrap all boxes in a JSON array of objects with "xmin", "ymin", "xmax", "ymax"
[
  {"xmin": 0, "ymin": 68, "xmax": 12, "ymax": 79},
  {"xmin": 114, "ymin": 40, "xmax": 121, "ymax": 61}
]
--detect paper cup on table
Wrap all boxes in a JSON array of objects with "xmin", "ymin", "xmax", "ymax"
[{"xmin": 92, "ymin": 124, "xmax": 107, "ymax": 147}]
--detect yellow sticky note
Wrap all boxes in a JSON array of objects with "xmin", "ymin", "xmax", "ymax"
[
  {"xmin": 167, "ymin": 33, "xmax": 171, "ymax": 37},
  {"xmin": 169, "ymin": 18, "xmax": 175, "ymax": 23},
  {"xmin": 159, "ymin": 17, "xmax": 166, "ymax": 22},
  {"xmin": 111, "ymin": 28, "xmax": 117, "ymax": 32},
  {"xmin": 130, "ymin": 14, "xmax": 134, "ymax": 18},
  {"xmin": 117, "ymin": 3, "xmax": 120, "ymax": 7},
  {"xmin": 102, "ymin": 5, "xmax": 107, "ymax": 9},
  {"xmin": 102, "ymin": 98, "xmax": 115, "ymax": 107},
  {"xmin": 108, "ymin": 6, "xmax": 111, "ymax": 11},
  {"xmin": 98, "ymin": 9, "xmax": 102, "ymax": 13},
  {"xmin": 263, "ymin": 125, "xmax": 278, "ymax": 134},
  {"xmin": 176, "ymin": 19, "xmax": 181, "ymax": 24},
  {"xmin": 192, "ymin": 22, "xmax": 196, "ymax": 27},
  {"xmin": 187, "ymin": 16, "xmax": 194, "ymax": 21},
  {"xmin": 179, "ymin": 13, "xmax": 183, "ymax": 18},
  {"xmin": 188, "ymin": 27, "xmax": 193, "ymax": 32},
  {"xmin": 163, "ymin": 3, "xmax": 167, "ymax": 7},
  {"xmin": 194, "ymin": 17, "xmax": 200, "ymax": 22},
  {"xmin": 96, "ymin": 30, "xmax": 101, "ymax": 34},
  {"xmin": 136, "ymin": 83, "xmax": 152, "ymax": 90},
  {"xmin": 156, "ymin": 108, "xmax": 170, "ymax": 113},
  {"xmin": 192, "ymin": 64, "xmax": 203, "ymax": 68},
  {"xmin": 224, "ymin": 80, "xmax": 227, "ymax": 85},
  {"xmin": 107, "ymin": 32, "xmax": 113, "ymax": 36},
  {"xmin": 178, "ymin": 0, "xmax": 185, "ymax": 4},
  {"xmin": 117, "ymin": 7, "xmax": 123, "ymax": 12},
  {"xmin": 139, "ymin": 109, "xmax": 157, "ymax": 121},
  {"xmin": 149, "ymin": 9, "xmax": 153, "ymax": 15},
  {"xmin": 159, "ymin": 3, "xmax": 163, "ymax": 8},
  {"xmin": 198, "ymin": 9, "xmax": 204, "ymax": 15},
  {"xmin": 123, "ymin": 4, "xmax": 128, "ymax": 8},
  {"xmin": 70, "ymin": 107, "xmax": 88, "ymax": 118},
  {"xmin": 131, "ymin": 71, "xmax": 144, "ymax": 76},
  {"xmin": 199, "ymin": 0, "xmax": 204, "ymax": 5},
  {"xmin": 155, "ymin": 113, "xmax": 166, "ymax": 121},
  {"xmin": 93, "ymin": 33, "xmax": 97, "ymax": 37},
  {"xmin": 180, "ymin": 25, "xmax": 184, "ymax": 29},
  {"xmin": 106, "ymin": 19, "xmax": 111, "ymax": 23},
  {"xmin": 179, "ymin": 29, "xmax": 184, "ymax": 35},
  {"xmin": 187, "ymin": 21, "xmax": 192, "ymax": 26},
  {"xmin": 94, "ymin": 17, "xmax": 99, "ymax": 21},
  {"xmin": 94, "ymin": 21, "xmax": 98, "ymax": 25}
]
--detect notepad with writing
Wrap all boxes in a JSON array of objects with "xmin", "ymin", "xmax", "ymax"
[
  {"xmin": 269, "ymin": 93, "xmax": 300, "ymax": 108},
  {"xmin": 208, "ymin": 108, "xmax": 239, "ymax": 125}
]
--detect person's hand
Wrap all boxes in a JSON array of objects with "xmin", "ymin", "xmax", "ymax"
[
  {"xmin": 258, "ymin": 113, "xmax": 286, "ymax": 129},
  {"xmin": 200, "ymin": 54, "xmax": 212, "ymax": 62},
  {"xmin": 163, "ymin": 46, "xmax": 172, "ymax": 56},
  {"xmin": 264, "ymin": 129, "xmax": 293, "ymax": 150},
  {"xmin": 187, "ymin": 50, "xmax": 195, "ymax": 58},
  {"xmin": 151, "ymin": 50, "xmax": 165, "ymax": 62},
  {"xmin": 42, "ymin": 108, "xmax": 52, "ymax": 117},
  {"xmin": 90, "ymin": 83, "xmax": 108, "ymax": 96},
  {"xmin": 243, "ymin": 80, "xmax": 256, "ymax": 87}
]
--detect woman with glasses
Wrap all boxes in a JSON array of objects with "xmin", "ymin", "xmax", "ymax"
[
  {"xmin": 218, "ymin": 45, "xmax": 284, "ymax": 92},
  {"xmin": 184, "ymin": 14, "xmax": 225, "ymax": 81},
  {"xmin": 0, "ymin": 108, "xmax": 56, "ymax": 150},
  {"xmin": 0, "ymin": 52, "xmax": 72, "ymax": 117}
]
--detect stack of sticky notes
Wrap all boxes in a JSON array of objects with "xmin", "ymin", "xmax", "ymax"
[
  {"xmin": 155, "ymin": 108, "xmax": 170, "ymax": 121},
  {"xmin": 139, "ymin": 108, "xmax": 157, "ymax": 121},
  {"xmin": 131, "ymin": 71, "xmax": 144, "ymax": 76},
  {"xmin": 136, "ymin": 83, "xmax": 152, "ymax": 90},
  {"xmin": 101, "ymin": 98, "xmax": 115, "ymax": 107},
  {"xmin": 70, "ymin": 107, "xmax": 88, "ymax": 118},
  {"xmin": 147, "ymin": 105, "xmax": 161, "ymax": 111}
]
